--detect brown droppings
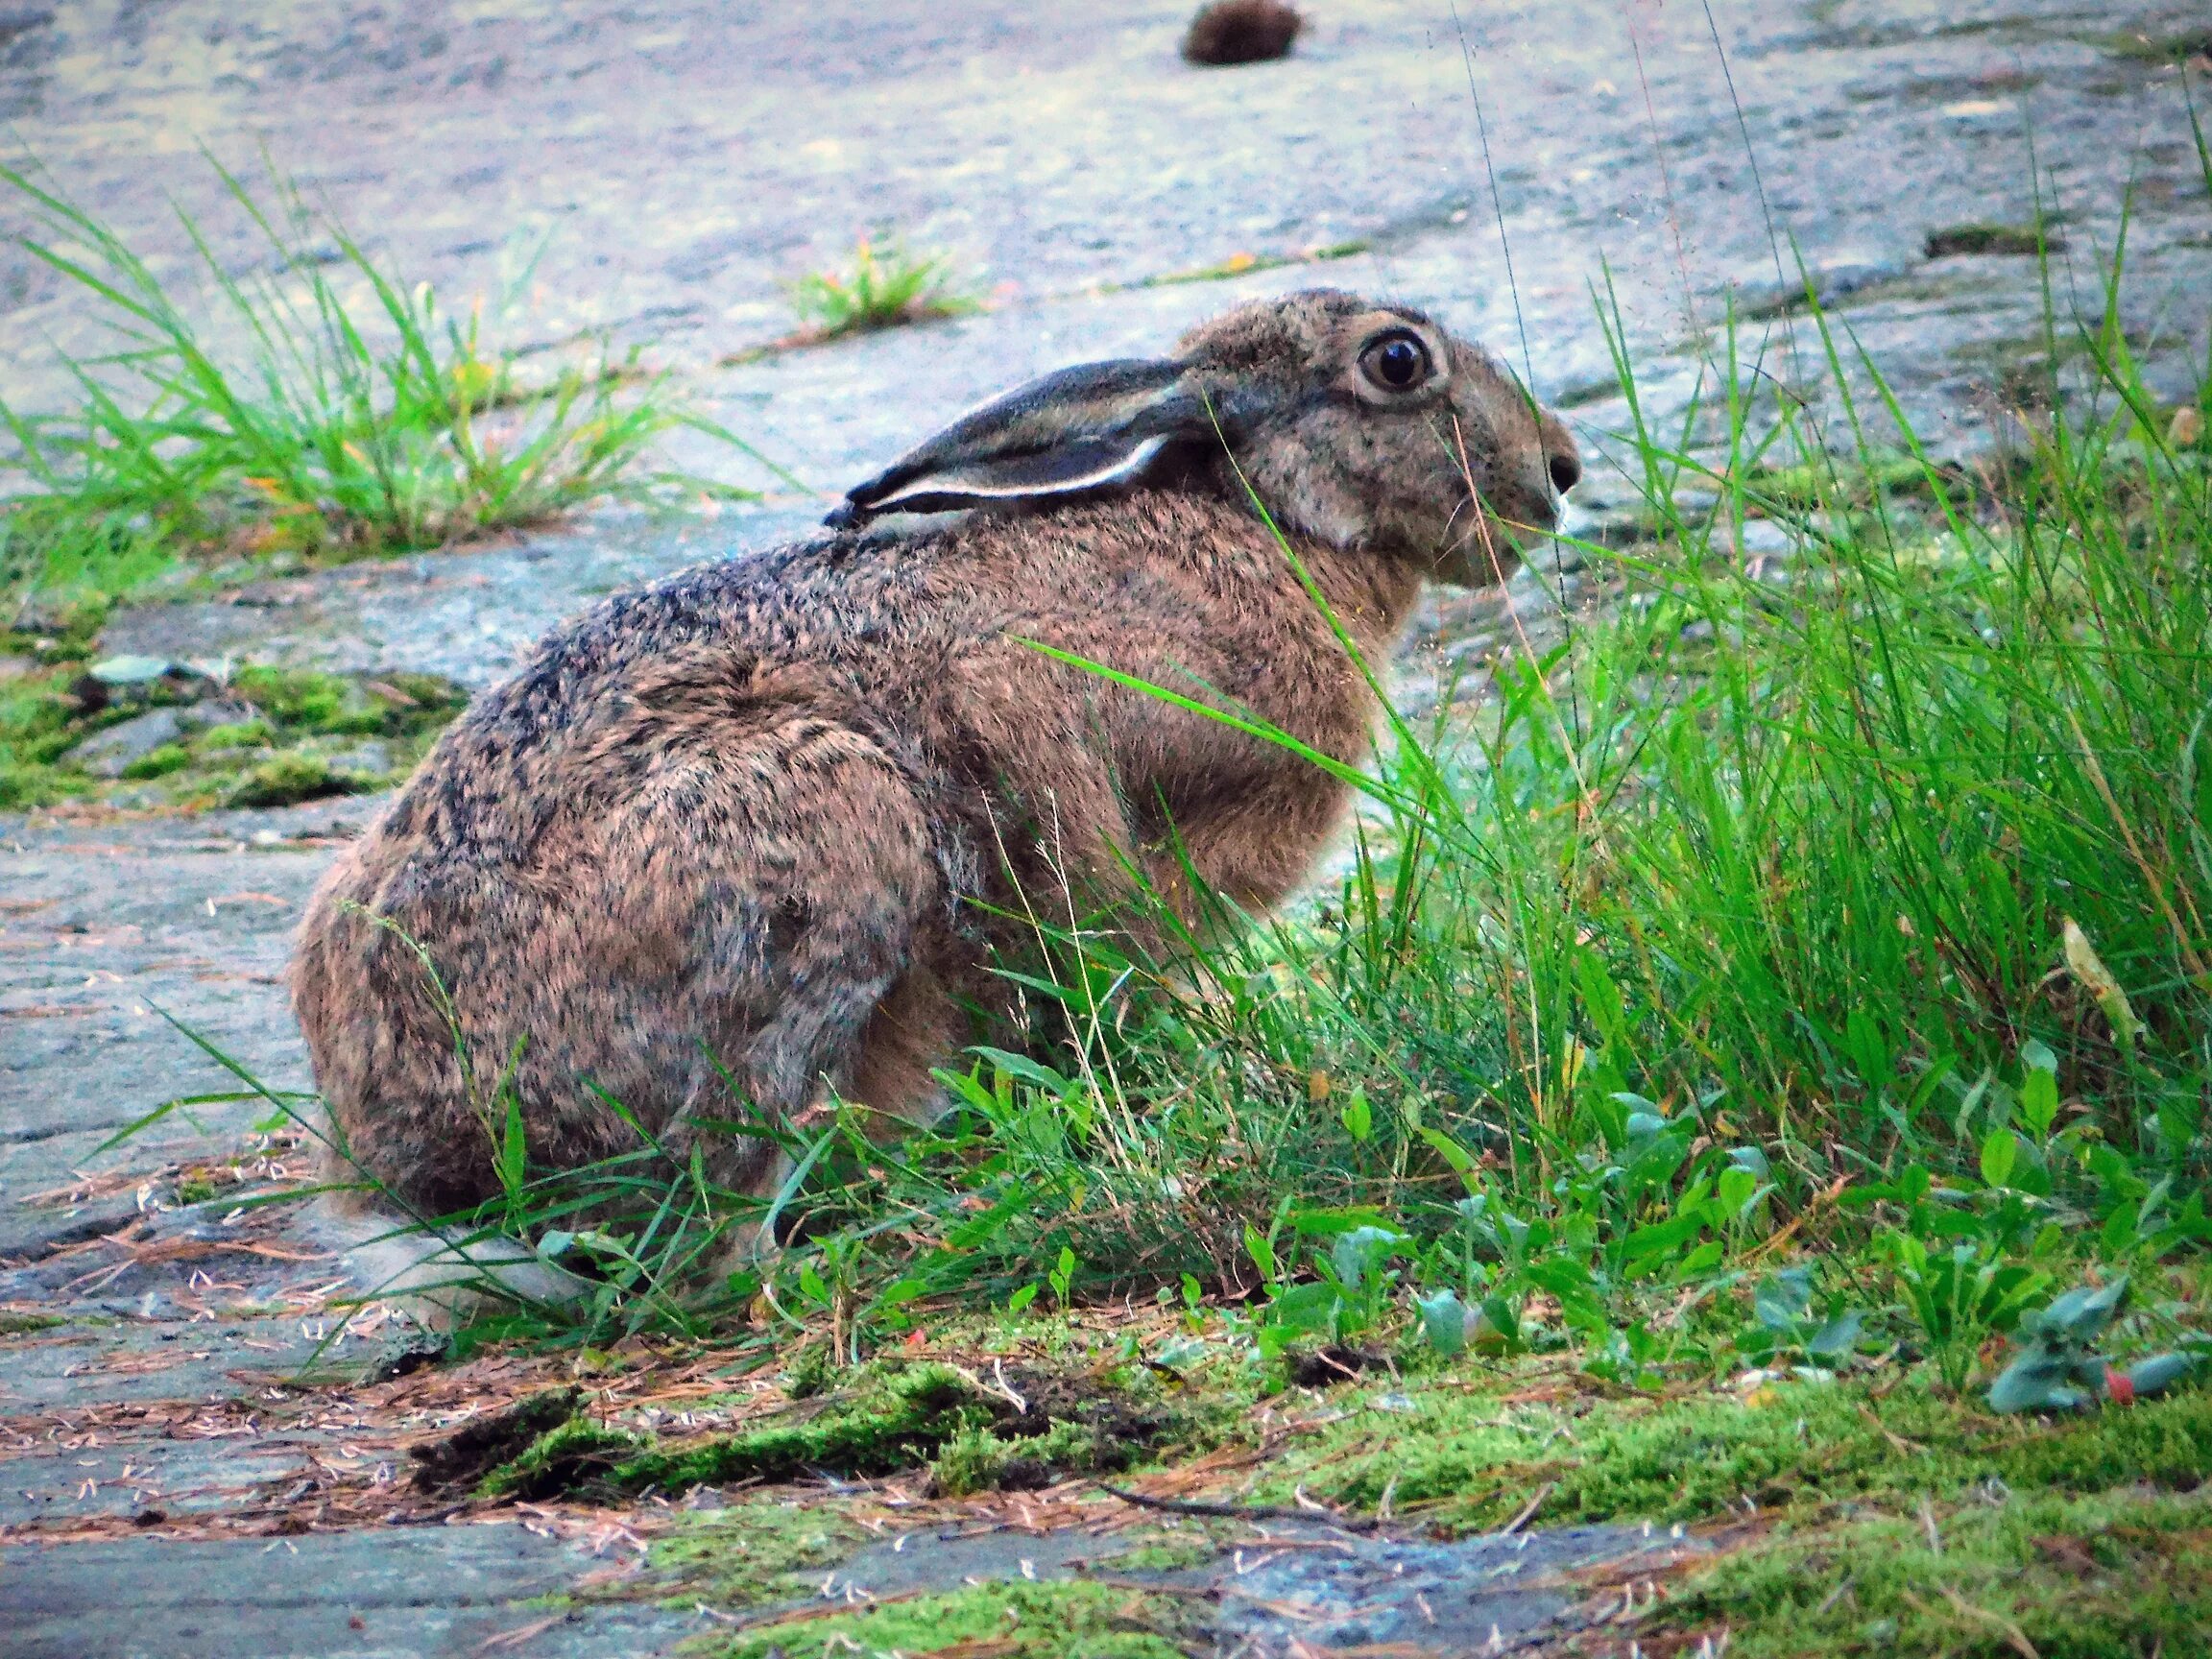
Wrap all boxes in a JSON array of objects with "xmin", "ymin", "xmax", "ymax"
[{"xmin": 1183, "ymin": 0, "xmax": 1301, "ymax": 66}]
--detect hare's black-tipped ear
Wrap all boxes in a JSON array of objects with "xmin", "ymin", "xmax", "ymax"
[{"xmin": 827, "ymin": 358, "xmax": 1219, "ymax": 528}]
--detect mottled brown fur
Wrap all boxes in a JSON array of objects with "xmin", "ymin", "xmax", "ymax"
[{"xmin": 292, "ymin": 290, "xmax": 1577, "ymax": 1265}]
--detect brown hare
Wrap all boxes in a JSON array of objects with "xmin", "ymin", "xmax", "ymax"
[{"xmin": 292, "ymin": 288, "xmax": 1579, "ymax": 1306}]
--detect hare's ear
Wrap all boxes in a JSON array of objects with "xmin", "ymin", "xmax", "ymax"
[{"xmin": 826, "ymin": 358, "xmax": 1218, "ymax": 527}]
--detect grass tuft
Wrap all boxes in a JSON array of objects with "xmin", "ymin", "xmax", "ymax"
[
  {"xmin": 786, "ymin": 239, "xmax": 978, "ymax": 340},
  {"xmin": 0, "ymin": 156, "xmax": 756, "ymax": 614}
]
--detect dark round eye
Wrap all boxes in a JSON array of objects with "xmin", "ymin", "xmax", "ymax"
[{"xmin": 1359, "ymin": 331, "xmax": 1432, "ymax": 392}]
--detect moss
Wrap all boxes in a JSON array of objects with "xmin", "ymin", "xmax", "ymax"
[
  {"xmin": 480, "ymin": 1416, "xmax": 647, "ymax": 1501},
  {"xmin": 191, "ymin": 719, "xmax": 274, "ymax": 752},
  {"xmin": 173, "ymin": 1173, "xmax": 222, "ymax": 1206},
  {"xmin": 408, "ymin": 1387, "xmax": 583, "ymax": 1493},
  {"xmin": 1743, "ymin": 452, "xmax": 1969, "ymax": 512},
  {"xmin": 229, "ymin": 665, "xmax": 354, "ymax": 731},
  {"xmin": 0, "ymin": 657, "xmax": 464, "ymax": 811},
  {"xmin": 229, "ymin": 665, "xmax": 467, "ymax": 737},
  {"xmin": 2096, "ymin": 26, "xmax": 2212, "ymax": 62},
  {"xmin": 223, "ymin": 751, "xmax": 360, "ymax": 807},
  {"xmin": 1265, "ymin": 1377, "xmax": 2212, "ymax": 1530},
  {"xmin": 613, "ymin": 1361, "xmax": 995, "ymax": 1492},
  {"xmin": 1925, "ymin": 224, "xmax": 2063, "ymax": 258},
  {"xmin": 119, "ymin": 741, "xmax": 191, "ymax": 780},
  {"xmin": 0, "ymin": 1311, "xmax": 68, "ymax": 1335},
  {"xmin": 1658, "ymin": 1487, "xmax": 2212, "ymax": 1658},
  {"xmin": 928, "ymin": 1416, "xmax": 1115, "ymax": 1497},
  {"xmin": 649, "ymin": 1497, "xmax": 872, "ymax": 1606},
  {"xmin": 707, "ymin": 1578, "xmax": 1196, "ymax": 1659}
]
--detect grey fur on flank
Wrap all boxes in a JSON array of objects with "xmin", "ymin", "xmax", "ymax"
[{"xmin": 292, "ymin": 289, "xmax": 1580, "ymax": 1315}]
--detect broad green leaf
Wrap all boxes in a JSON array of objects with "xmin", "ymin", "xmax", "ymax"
[
  {"xmin": 1242, "ymin": 1223, "xmax": 1279, "ymax": 1287},
  {"xmin": 1981, "ymin": 1127, "xmax": 2019, "ymax": 1190},
  {"xmin": 1419, "ymin": 1289, "xmax": 1469, "ymax": 1358},
  {"xmin": 1268, "ymin": 1281, "xmax": 1341, "ymax": 1335},
  {"xmin": 1807, "ymin": 1309, "xmax": 1864, "ymax": 1358},
  {"xmin": 1754, "ymin": 1268, "xmax": 1814, "ymax": 1331}
]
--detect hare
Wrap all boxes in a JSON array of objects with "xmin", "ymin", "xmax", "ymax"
[{"xmin": 292, "ymin": 288, "xmax": 1578, "ymax": 1306}]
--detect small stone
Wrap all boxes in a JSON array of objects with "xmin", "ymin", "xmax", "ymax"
[
  {"xmin": 683, "ymin": 1485, "xmax": 728, "ymax": 1511},
  {"xmin": 2172, "ymin": 405, "xmax": 2204, "ymax": 447},
  {"xmin": 323, "ymin": 739, "xmax": 396, "ymax": 779},
  {"xmin": 176, "ymin": 700, "xmax": 261, "ymax": 734},
  {"xmin": 67, "ymin": 708, "xmax": 186, "ymax": 778},
  {"xmin": 1732, "ymin": 518, "xmax": 1796, "ymax": 556},
  {"xmin": 86, "ymin": 654, "xmax": 179, "ymax": 685}
]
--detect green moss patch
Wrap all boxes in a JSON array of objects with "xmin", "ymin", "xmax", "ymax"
[
  {"xmin": 1659, "ymin": 1487, "xmax": 2212, "ymax": 1658},
  {"xmin": 2096, "ymin": 26, "xmax": 2212, "ymax": 62},
  {"xmin": 480, "ymin": 1415, "xmax": 647, "ymax": 1501},
  {"xmin": 1258, "ymin": 1375, "xmax": 2212, "ymax": 1532},
  {"xmin": 1925, "ymin": 224, "xmax": 2063, "ymax": 258},
  {"xmin": 484, "ymin": 1358, "xmax": 1184, "ymax": 1504},
  {"xmin": 0, "ymin": 645, "xmax": 467, "ymax": 811},
  {"xmin": 706, "ymin": 1578, "xmax": 1197, "ymax": 1659},
  {"xmin": 222, "ymin": 751, "xmax": 359, "ymax": 808},
  {"xmin": 649, "ymin": 1498, "xmax": 874, "ymax": 1608}
]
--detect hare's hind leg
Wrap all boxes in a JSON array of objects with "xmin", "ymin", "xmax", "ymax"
[
  {"xmin": 849, "ymin": 961, "xmax": 969, "ymax": 1138},
  {"xmin": 623, "ymin": 721, "xmax": 943, "ymax": 1183}
]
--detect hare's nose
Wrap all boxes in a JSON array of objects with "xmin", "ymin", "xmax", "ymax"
[{"xmin": 1547, "ymin": 448, "xmax": 1581, "ymax": 496}]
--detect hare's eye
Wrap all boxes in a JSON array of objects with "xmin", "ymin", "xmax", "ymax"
[{"xmin": 1359, "ymin": 332, "xmax": 1432, "ymax": 393}]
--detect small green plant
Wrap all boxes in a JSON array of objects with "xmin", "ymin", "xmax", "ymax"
[{"xmin": 787, "ymin": 239, "xmax": 976, "ymax": 339}]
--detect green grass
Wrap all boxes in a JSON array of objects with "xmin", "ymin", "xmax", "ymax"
[
  {"xmin": 786, "ymin": 239, "xmax": 977, "ymax": 339},
  {"xmin": 0, "ymin": 156, "xmax": 762, "ymax": 615}
]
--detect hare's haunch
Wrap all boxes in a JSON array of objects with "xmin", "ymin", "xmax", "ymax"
[{"xmin": 292, "ymin": 290, "xmax": 1578, "ymax": 1301}]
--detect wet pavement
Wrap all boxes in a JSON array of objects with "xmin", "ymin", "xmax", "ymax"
[{"xmin": 3, "ymin": 1, "xmax": 2210, "ymax": 1653}]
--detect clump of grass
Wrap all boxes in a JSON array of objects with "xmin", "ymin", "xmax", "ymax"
[
  {"xmin": 0, "ymin": 156, "xmax": 754, "ymax": 613},
  {"xmin": 787, "ymin": 239, "xmax": 977, "ymax": 340}
]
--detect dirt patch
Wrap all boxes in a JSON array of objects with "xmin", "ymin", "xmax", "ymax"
[{"xmin": 407, "ymin": 1386, "xmax": 585, "ymax": 1494}]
